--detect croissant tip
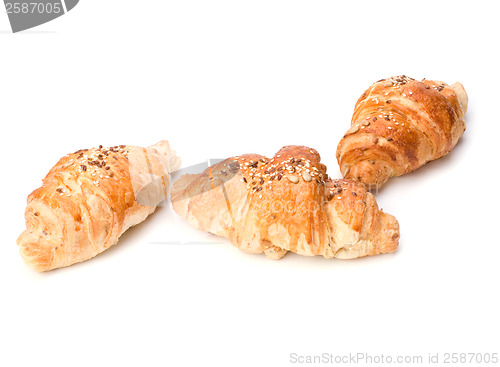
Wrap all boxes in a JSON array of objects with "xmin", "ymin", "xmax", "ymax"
[
  {"xmin": 149, "ymin": 140, "xmax": 170, "ymax": 153},
  {"xmin": 343, "ymin": 160, "xmax": 391, "ymax": 190},
  {"xmin": 376, "ymin": 213, "xmax": 400, "ymax": 254},
  {"xmin": 18, "ymin": 242, "xmax": 53, "ymax": 272},
  {"xmin": 149, "ymin": 140, "xmax": 182, "ymax": 171},
  {"xmin": 450, "ymin": 82, "xmax": 468, "ymax": 114}
]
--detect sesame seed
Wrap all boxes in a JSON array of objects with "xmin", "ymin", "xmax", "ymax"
[{"xmin": 348, "ymin": 125, "xmax": 359, "ymax": 134}]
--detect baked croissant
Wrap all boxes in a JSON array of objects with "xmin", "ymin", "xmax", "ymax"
[
  {"xmin": 171, "ymin": 146, "xmax": 399, "ymax": 260},
  {"xmin": 17, "ymin": 141, "xmax": 180, "ymax": 271},
  {"xmin": 336, "ymin": 75, "xmax": 468, "ymax": 189}
]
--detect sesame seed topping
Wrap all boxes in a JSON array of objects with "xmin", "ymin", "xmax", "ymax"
[{"xmin": 386, "ymin": 75, "xmax": 414, "ymax": 86}]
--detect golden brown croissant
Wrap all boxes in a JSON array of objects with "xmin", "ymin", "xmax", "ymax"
[
  {"xmin": 336, "ymin": 75, "xmax": 468, "ymax": 189},
  {"xmin": 17, "ymin": 141, "xmax": 180, "ymax": 271},
  {"xmin": 171, "ymin": 146, "xmax": 399, "ymax": 260}
]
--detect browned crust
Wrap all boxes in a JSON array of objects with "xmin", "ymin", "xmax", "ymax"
[
  {"xmin": 337, "ymin": 76, "xmax": 467, "ymax": 188},
  {"xmin": 17, "ymin": 142, "xmax": 178, "ymax": 271},
  {"xmin": 172, "ymin": 145, "xmax": 399, "ymax": 260}
]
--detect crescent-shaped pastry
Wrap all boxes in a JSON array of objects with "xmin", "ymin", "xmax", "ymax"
[
  {"xmin": 171, "ymin": 146, "xmax": 399, "ymax": 260},
  {"xmin": 17, "ymin": 141, "xmax": 180, "ymax": 271},
  {"xmin": 337, "ymin": 75, "xmax": 467, "ymax": 189}
]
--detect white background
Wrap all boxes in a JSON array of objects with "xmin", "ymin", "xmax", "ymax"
[{"xmin": 1, "ymin": 1, "xmax": 499, "ymax": 366}]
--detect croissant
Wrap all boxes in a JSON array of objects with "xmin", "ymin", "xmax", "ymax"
[
  {"xmin": 171, "ymin": 146, "xmax": 399, "ymax": 260},
  {"xmin": 17, "ymin": 141, "xmax": 180, "ymax": 271},
  {"xmin": 336, "ymin": 75, "xmax": 468, "ymax": 189}
]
